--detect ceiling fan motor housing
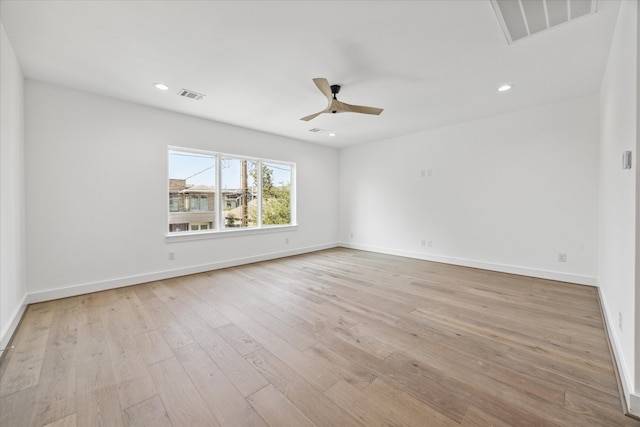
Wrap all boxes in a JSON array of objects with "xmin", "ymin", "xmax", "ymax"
[{"xmin": 331, "ymin": 85, "xmax": 340, "ymax": 112}]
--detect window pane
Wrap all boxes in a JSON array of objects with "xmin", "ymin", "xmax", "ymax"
[
  {"xmin": 261, "ymin": 162, "xmax": 292, "ymax": 226},
  {"xmin": 221, "ymin": 157, "xmax": 257, "ymax": 228},
  {"xmin": 169, "ymin": 194, "xmax": 179, "ymax": 212},
  {"xmin": 168, "ymin": 151, "xmax": 216, "ymax": 232},
  {"xmin": 169, "ymin": 223, "xmax": 189, "ymax": 232}
]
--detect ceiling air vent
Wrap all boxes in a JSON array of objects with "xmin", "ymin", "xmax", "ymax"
[
  {"xmin": 308, "ymin": 128, "xmax": 325, "ymax": 133},
  {"xmin": 178, "ymin": 88, "xmax": 205, "ymax": 100},
  {"xmin": 491, "ymin": 0, "xmax": 597, "ymax": 44}
]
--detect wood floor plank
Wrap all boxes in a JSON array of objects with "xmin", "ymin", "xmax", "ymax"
[
  {"xmin": 29, "ymin": 394, "xmax": 76, "ymax": 427},
  {"xmin": 42, "ymin": 413, "xmax": 77, "ymax": 427},
  {"xmin": 171, "ymin": 277, "xmax": 232, "ymax": 330},
  {"xmin": 175, "ymin": 342, "xmax": 268, "ymax": 427},
  {"xmin": 102, "ymin": 290, "xmax": 153, "ymax": 338},
  {"xmin": 246, "ymin": 348, "xmax": 364, "ymax": 427},
  {"xmin": 76, "ymin": 320, "xmax": 117, "ymax": 395},
  {"xmin": 206, "ymin": 285, "xmax": 343, "ymax": 391},
  {"xmin": 136, "ymin": 294, "xmax": 195, "ymax": 351},
  {"xmin": 352, "ymin": 320, "xmax": 568, "ymax": 406},
  {"xmin": 148, "ymin": 356, "xmax": 220, "ymax": 427},
  {"xmin": 461, "ymin": 405, "xmax": 513, "ymax": 427},
  {"xmin": 123, "ymin": 395, "xmax": 172, "ymax": 427},
  {"xmin": 247, "ymin": 384, "xmax": 316, "ymax": 427},
  {"xmin": 215, "ymin": 323, "xmax": 264, "ymax": 357},
  {"xmin": 0, "ymin": 386, "xmax": 37, "ymax": 426},
  {"xmin": 324, "ymin": 380, "xmax": 399, "ymax": 426},
  {"xmin": 362, "ymin": 378, "xmax": 459, "ymax": 427},
  {"xmin": 194, "ymin": 278, "xmax": 315, "ymax": 350},
  {"xmin": 105, "ymin": 331, "xmax": 157, "ymax": 410},
  {"xmin": 152, "ymin": 281, "xmax": 269, "ymax": 397},
  {"xmin": 76, "ymin": 384, "xmax": 124, "ymax": 427},
  {"xmin": 303, "ymin": 343, "xmax": 377, "ymax": 390},
  {"xmin": 116, "ymin": 375, "xmax": 157, "ymax": 413},
  {"xmin": 237, "ymin": 298, "xmax": 317, "ymax": 351},
  {"xmin": 135, "ymin": 330, "xmax": 174, "ymax": 366},
  {"xmin": 1, "ymin": 248, "xmax": 636, "ymax": 426},
  {"xmin": 378, "ymin": 351, "xmax": 473, "ymax": 423},
  {"xmin": 564, "ymin": 389, "xmax": 640, "ymax": 426},
  {"xmin": 0, "ymin": 304, "xmax": 53, "ymax": 396},
  {"xmin": 28, "ymin": 307, "xmax": 79, "ymax": 427},
  {"xmin": 405, "ymin": 308, "xmax": 620, "ymax": 397}
]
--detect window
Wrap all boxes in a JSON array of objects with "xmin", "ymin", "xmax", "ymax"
[
  {"xmin": 221, "ymin": 157, "xmax": 257, "ymax": 229},
  {"xmin": 261, "ymin": 162, "xmax": 292, "ymax": 226},
  {"xmin": 168, "ymin": 150, "xmax": 216, "ymax": 232},
  {"xmin": 169, "ymin": 223, "xmax": 189, "ymax": 232},
  {"xmin": 168, "ymin": 147, "xmax": 295, "ymax": 234},
  {"xmin": 188, "ymin": 195, "xmax": 208, "ymax": 211},
  {"xmin": 169, "ymin": 194, "xmax": 179, "ymax": 212}
]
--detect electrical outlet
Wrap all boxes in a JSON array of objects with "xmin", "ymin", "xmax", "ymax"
[
  {"xmin": 285, "ymin": 237, "xmax": 289, "ymax": 244},
  {"xmin": 421, "ymin": 170, "xmax": 426, "ymax": 178},
  {"xmin": 427, "ymin": 169, "xmax": 432, "ymax": 176},
  {"xmin": 619, "ymin": 311, "xmax": 623, "ymax": 331},
  {"xmin": 558, "ymin": 253, "xmax": 567, "ymax": 262},
  {"xmin": 420, "ymin": 239, "xmax": 426, "ymax": 247},
  {"xmin": 427, "ymin": 240, "xmax": 433, "ymax": 248},
  {"xmin": 349, "ymin": 232, "xmax": 354, "ymax": 238},
  {"xmin": 168, "ymin": 252, "xmax": 175, "ymax": 261}
]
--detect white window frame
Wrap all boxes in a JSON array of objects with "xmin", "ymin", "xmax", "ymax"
[{"xmin": 166, "ymin": 146, "xmax": 297, "ymax": 242}]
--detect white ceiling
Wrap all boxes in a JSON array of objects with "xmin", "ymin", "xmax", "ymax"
[{"xmin": 0, "ymin": 0, "xmax": 621, "ymax": 148}]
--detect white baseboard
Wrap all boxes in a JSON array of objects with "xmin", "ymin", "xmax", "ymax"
[
  {"xmin": 630, "ymin": 394, "xmax": 640, "ymax": 418},
  {"xmin": 597, "ymin": 286, "xmax": 637, "ymax": 417},
  {"xmin": 1, "ymin": 294, "xmax": 27, "ymax": 356},
  {"xmin": 339, "ymin": 242, "xmax": 597, "ymax": 286},
  {"xmin": 26, "ymin": 243, "xmax": 338, "ymax": 304}
]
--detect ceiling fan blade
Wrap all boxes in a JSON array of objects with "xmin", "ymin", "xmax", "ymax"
[
  {"xmin": 312, "ymin": 78, "xmax": 333, "ymax": 101},
  {"xmin": 337, "ymin": 101, "xmax": 384, "ymax": 116},
  {"xmin": 302, "ymin": 79, "xmax": 383, "ymax": 120},
  {"xmin": 300, "ymin": 110, "xmax": 325, "ymax": 121}
]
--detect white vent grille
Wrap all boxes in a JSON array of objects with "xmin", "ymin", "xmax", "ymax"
[
  {"xmin": 178, "ymin": 88, "xmax": 205, "ymax": 100},
  {"xmin": 308, "ymin": 128, "xmax": 325, "ymax": 133},
  {"xmin": 491, "ymin": 0, "xmax": 597, "ymax": 44}
]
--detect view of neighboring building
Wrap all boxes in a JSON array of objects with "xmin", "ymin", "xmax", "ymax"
[{"xmin": 169, "ymin": 179, "xmax": 256, "ymax": 232}]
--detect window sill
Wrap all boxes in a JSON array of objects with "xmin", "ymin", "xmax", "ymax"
[{"xmin": 166, "ymin": 224, "xmax": 298, "ymax": 243}]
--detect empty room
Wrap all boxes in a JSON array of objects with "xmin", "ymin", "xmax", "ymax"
[{"xmin": 1, "ymin": 0, "xmax": 639, "ymax": 426}]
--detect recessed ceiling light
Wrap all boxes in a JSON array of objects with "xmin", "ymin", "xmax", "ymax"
[
  {"xmin": 329, "ymin": 133, "xmax": 337, "ymax": 137},
  {"xmin": 497, "ymin": 84, "xmax": 512, "ymax": 92},
  {"xmin": 153, "ymin": 83, "xmax": 169, "ymax": 91}
]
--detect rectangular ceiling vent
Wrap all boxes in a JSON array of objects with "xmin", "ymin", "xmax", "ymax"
[
  {"xmin": 178, "ymin": 88, "xmax": 205, "ymax": 100},
  {"xmin": 491, "ymin": 0, "xmax": 597, "ymax": 44}
]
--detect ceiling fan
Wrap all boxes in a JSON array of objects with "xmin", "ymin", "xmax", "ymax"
[{"xmin": 300, "ymin": 78, "xmax": 384, "ymax": 121}]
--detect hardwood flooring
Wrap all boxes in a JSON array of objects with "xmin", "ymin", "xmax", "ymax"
[{"xmin": 1, "ymin": 248, "xmax": 637, "ymax": 426}]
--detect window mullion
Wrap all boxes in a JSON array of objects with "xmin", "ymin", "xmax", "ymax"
[
  {"xmin": 257, "ymin": 160, "xmax": 263, "ymax": 227},
  {"xmin": 216, "ymin": 155, "xmax": 221, "ymax": 231}
]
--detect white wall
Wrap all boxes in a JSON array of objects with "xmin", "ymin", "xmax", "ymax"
[
  {"xmin": 0, "ymin": 23, "xmax": 27, "ymax": 352},
  {"xmin": 24, "ymin": 81, "xmax": 339, "ymax": 301},
  {"xmin": 599, "ymin": 0, "xmax": 639, "ymax": 414},
  {"xmin": 339, "ymin": 96, "xmax": 599, "ymax": 285}
]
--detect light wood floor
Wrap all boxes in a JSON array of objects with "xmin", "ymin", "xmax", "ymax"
[{"xmin": 1, "ymin": 248, "xmax": 638, "ymax": 426}]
